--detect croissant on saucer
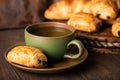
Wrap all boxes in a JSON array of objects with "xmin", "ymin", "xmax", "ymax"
[
  {"xmin": 112, "ymin": 17, "xmax": 120, "ymax": 37},
  {"xmin": 7, "ymin": 46, "xmax": 47, "ymax": 68},
  {"xmin": 67, "ymin": 13, "xmax": 102, "ymax": 32},
  {"xmin": 44, "ymin": 0, "xmax": 88, "ymax": 20}
]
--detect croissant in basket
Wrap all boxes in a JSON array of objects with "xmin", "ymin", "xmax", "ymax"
[
  {"xmin": 83, "ymin": 0, "xmax": 117, "ymax": 20},
  {"xmin": 112, "ymin": 17, "xmax": 120, "ymax": 37},
  {"xmin": 67, "ymin": 13, "xmax": 102, "ymax": 32},
  {"xmin": 44, "ymin": 0, "xmax": 88, "ymax": 20},
  {"xmin": 44, "ymin": 0, "xmax": 117, "ymax": 21}
]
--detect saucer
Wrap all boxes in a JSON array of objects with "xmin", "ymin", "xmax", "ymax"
[{"xmin": 5, "ymin": 43, "xmax": 88, "ymax": 73}]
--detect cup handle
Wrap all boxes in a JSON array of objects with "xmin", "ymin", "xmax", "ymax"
[{"xmin": 64, "ymin": 40, "xmax": 85, "ymax": 59}]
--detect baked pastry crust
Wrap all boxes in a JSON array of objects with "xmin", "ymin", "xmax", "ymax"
[
  {"xmin": 44, "ymin": 0, "xmax": 117, "ymax": 21},
  {"xmin": 83, "ymin": 0, "xmax": 117, "ymax": 20},
  {"xmin": 7, "ymin": 46, "xmax": 47, "ymax": 68},
  {"xmin": 44, "ymin": 0, "xmax": 88, "ymax": 20},
  {"xmin": 67, "ymin": 13, "xmax": 102, "ymax": 32},
  {"xmin": 112, "ymin": 17, "xmax": 120, "ymax": 37}
]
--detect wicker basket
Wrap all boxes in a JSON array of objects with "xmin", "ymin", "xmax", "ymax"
[{"xmin": 75, "ymin": 26, "xmax": 120, "ymax": 54}]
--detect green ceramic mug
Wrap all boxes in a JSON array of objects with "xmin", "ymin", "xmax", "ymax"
[{"xmin": 25, "ymin": 22, "xmax": 85, "ymax": 61}]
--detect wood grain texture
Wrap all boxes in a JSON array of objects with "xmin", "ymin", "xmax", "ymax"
[{"xmin": 0, "ymin": 29, "xmax": 120, "ymax": 80}]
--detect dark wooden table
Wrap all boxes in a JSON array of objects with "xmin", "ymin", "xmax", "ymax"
[{"xmin": 0, "ymin": 28, "xmax": 120, "ymax": 80}]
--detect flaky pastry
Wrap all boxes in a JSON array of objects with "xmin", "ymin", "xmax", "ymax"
[
  {"xmin": 67, "ymin": 13, "xmax": 102, "ymax": 32},
  {"xmin": 44, "ymin": 0, "xmax": 88, "ymax": 20},
  {"xmin": 112, "ymin": 17, "xmax": 120, "ymax": 37},
  {"xmin": 83, "ymin": 0, "xmax": 117, "ymax": 20},
  {"xmin": 7, "ymin": 46, "xmax": 47, "ymax": 68},
  {"xmin": 45, "ymin": 0, "xmax": 117, "ymax": 21}
]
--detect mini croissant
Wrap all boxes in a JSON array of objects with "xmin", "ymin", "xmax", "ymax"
[
  {"xmin": 112, "ymin": 17, "xmax": 120, "ymax": 37},
  {"xmin": 83, "ymin": 0, "xmax": 117, "ymax": 20},
  {"xmin": 7, "ymin": 46, "xmax": 47, "ymax": 68},
  {"xmin": 67, "ymin": 13, "xmax": 102, "ymax": 32}
]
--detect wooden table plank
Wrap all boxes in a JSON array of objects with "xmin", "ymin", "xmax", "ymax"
[{"xmin": 0, "ymin": 29, "xmax": 24, "ymax": 80}]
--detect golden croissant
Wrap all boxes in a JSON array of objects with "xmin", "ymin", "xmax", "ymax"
[
  {"xmin": 83, "ymin": 0, "xmax": 117, "ymax": 20},
  {"xmin": 7, "ymin": 46, "xmax": 47, "ymax": 68},
  {"xmin": 44, "ymin": 0, "xmax": 88, "ymax": 20},
  {"xmin": 112, "ymin": 17, "xmax": 120, "ymax": 37},
  {"xmin": 44, "ymin": 0, "xmax": 117, "ymax": 21},
  {"xmin": 67, "ymin": 13, "xmax": 102, "ymax": 32}
]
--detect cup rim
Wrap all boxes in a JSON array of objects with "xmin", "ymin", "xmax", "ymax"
[{"xmin": 25, "ymin": 22, "xmax": 76, "ymax": 39}]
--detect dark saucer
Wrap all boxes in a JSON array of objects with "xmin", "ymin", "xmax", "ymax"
[{"xmin": 4, "ymin": 42, "xmax": 88, "ymax": 73}]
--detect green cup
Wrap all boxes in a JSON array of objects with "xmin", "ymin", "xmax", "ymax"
[{"xmin": 25, "ymin": 22, "xmax": 85, "ymax": 61}]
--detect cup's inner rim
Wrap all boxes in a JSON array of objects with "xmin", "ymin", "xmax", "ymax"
[{"xmin": 25, "ymin": 22, "xmax": 75, "ymax": 38}]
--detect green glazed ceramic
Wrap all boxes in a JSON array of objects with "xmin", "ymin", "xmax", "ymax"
[{"xmin": 25, "ymin": 22, "xmax": 85, "ymax": 61}]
